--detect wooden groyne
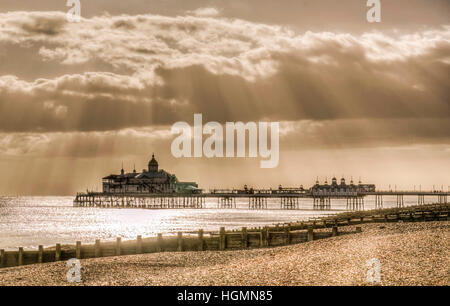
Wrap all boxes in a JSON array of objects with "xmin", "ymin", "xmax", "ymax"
[{"xmin": 0, "ymin": 203, "xmax": 448, "ymax": 269}]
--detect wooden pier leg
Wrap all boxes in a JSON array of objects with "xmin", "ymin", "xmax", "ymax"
[
  {"xmin": 241, "ymin": 227, "xmax": 248, "ymax": 249},
  {"xmin": 307, "ymin": 228, "xmax": 314, "ymax": 242},
  {"xmin": 332, "ymin": 226, "xmax": 338, "ymax": 237},
  {"xmin": 38, "ymin": 245, "xmax": 44, "ymax": 263},
  {"xmin": 0, "ymin": 249, "xmax": 4, "ymax": 268},
  {"xmin": 157, "ymin": 233, "xmax": 163, "ymax": 252},
  {"xmin": 115, "ymin": 237, "xmax": 121, "ymax": 256},
  {"xmin": 219, "ymin": 227, "xmax": 226, "ymax": 250},
  {"xmin": 76, "ymin": 241, "xmax": 81, "ymax": 259},
  {"xmin": 198, "ymin": 229, "xmax": 204, "ymax": 251},
  {"xmin": 356, "ymin": 226, "xmax": 362, "ymax": 233},
  {"xmin": 177, "ymin": 232, "xmax": 183, "ymax": 252},
  {"xmin": 136, "ymin": 235, "xmax": 142, "ymax": 254},
  {"xmin": 55, "ymin": 244, "xmax": 61, "ymax": 261}
]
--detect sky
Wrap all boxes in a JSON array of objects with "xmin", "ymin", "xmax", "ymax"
[{"xmin": 0, "ymin": 0, "xmax": 449, "ymax": 195}]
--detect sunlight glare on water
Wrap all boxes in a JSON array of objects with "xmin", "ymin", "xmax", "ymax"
[{"xmin": 0, "ymin": 195, "xmax": 433, "ymax": 250}]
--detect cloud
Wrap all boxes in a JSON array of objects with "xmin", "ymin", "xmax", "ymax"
[
  {"xmin": 1, "ymin": 118, "xmax": 448, "ymax": 159},
  {"xmin": 0, "ymin": 11, "xmax": 448, "ymax": 134},
  {"xmin": 0, "ymin": 127, "xmax": 171, "ymax": 158},
  {"xmin": 187, "ymin": 7, "xmax": 220, "ymax": 17}
]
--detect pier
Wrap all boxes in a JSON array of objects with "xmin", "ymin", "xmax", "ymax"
[
  {"xmin": 75, "ymin": 156, "xmax": 449, "ymax": 211},
  {"xmin": 73, "ymin": 188, "xmax": 449, "ymax": 211}
]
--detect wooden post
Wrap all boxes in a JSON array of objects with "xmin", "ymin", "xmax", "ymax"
[
  {"xmin": 360, "ymin": 216, "xmax": 364, "ymax": 223},
  {"xmin": 157, "ymin": 233, "xmax": 163, "ymax": 252},
  {"xmin": 177, "ymin": 232, "xmax": 183, "ymax": 252},
  {"xmin": 259, "ymin": 231, "xmax": 263, "ymax": 247},
  {"xmin": 76, "ymin": 241, "xmax": 81, "ymax": 259},
  {"xmin": 55, "ymin": 244, "xmax": 61, "ymax": 261},
  {"xmin": 136, "ymin": 235, "xmax": 142, "ymax": 254},
  {"xmin": 38, "ymin": 245, "xmax": 44, "ymax": 263},
  {"xmin": 116, "ymin": 237, "xmax": 121, "ymax": 256},
  {"xmin": 0, "ymin": 249, "xmax": 5, "ymax": 268},
  {"xmin": 285, "ymin": 226, "xmax": 291, "ymax": 244},
  {"xmin": 356, "ymin": 226, "xmax": 362, "ymax": 233},
  {"xmin": 307, "ymin": 228, "xmax": 314, "ymax": 242},
  {"xmin": 219, "ymin": 227, "xmax": 226, "ymax": 250},
  {"xmin": 264, "ymin": 227, "xmax": 270, "ymax": 247},
  {"xmin": 198, "ymin": 229, "xmax": 204, "ymax": 251},
  {"xmin": 242, "ymin": 227, "xmax": 248, "ymax": 249},
  {"xmin": 18, "ymin": 247, "xmax": 23, "ymax": 266},
  {"xmin": 95, "ymin": 239, "xmax": 101, "ymax": 257},
  {"xmin": 332, "ymin": 226, "xmax": 338, "ymax": 237}
]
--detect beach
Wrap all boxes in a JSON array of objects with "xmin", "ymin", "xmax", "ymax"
[{"xmin": 0, "ymin": 221, "xmax": 448, "ymax": 286}]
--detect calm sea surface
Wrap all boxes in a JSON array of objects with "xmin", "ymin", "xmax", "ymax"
[{"xmin": 0, "ymin": 195, "xmax": 431, "ymax": 250}]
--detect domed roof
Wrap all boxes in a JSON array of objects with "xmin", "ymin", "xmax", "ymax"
[{"xmin": 148, "ymin": 154, "xmax": 158, "ymax": 166}]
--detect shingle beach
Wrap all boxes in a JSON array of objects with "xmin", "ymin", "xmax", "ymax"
[{"xmin": 0, "ymin": 221, "xmax": 448, "ymax": 286}]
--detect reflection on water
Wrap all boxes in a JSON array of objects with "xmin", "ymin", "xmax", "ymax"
[{"xmin": 0, "ymin": 195, "xmax": 434, "ymax": 250}]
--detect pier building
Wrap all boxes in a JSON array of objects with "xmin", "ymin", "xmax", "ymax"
[
  {"xmin": 311, "ymin": 177, "xmax": 375, "ymax": 194},
  {"xmin": 102, "ymin": 154, "xmax": 198, "ymax": 194}
]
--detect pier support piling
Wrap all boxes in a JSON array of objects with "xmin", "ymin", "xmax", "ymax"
[
  {"xmin": 375, "ymin": 195, "xmax": 383, "ymax": 209},
  {"xmin": 397, "ymin": 195, "xmax": 404, "ymax": 207}
]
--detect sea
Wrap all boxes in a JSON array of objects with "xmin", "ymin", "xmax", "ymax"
[{"xmin": 0, "ymin": 195, "xmax": 432, "ymax": 250}]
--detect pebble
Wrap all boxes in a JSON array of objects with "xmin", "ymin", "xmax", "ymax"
[{"xmin": 0, "ymin": 221, "xmax": 448, "ymax": 286}]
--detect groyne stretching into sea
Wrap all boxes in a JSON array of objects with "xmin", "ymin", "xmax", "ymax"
[{"xmin": 0, "ymin": 203, "xmax": 448, "ymax": 269}]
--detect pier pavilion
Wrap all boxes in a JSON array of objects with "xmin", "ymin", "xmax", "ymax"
[{"xmin": 102, "ymin": 154, "xmax": 198, "ymax": 194}]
